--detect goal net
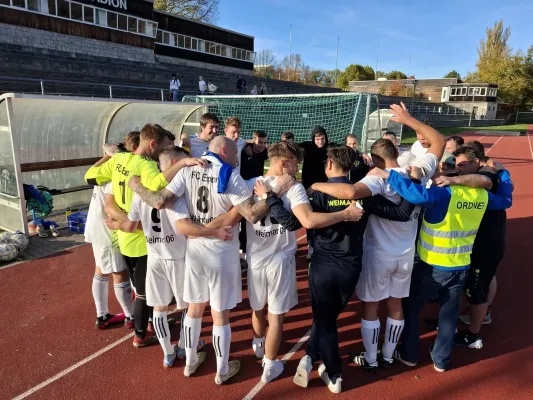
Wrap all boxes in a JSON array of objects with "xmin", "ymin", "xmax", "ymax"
[{"xmin": 182, "ymin": 93, "xmax": 380, "ymax": 150}]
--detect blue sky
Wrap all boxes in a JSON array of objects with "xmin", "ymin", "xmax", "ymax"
[{"xmin": 218, "ymin": 0, "xmax": 533, "ymax": 78}]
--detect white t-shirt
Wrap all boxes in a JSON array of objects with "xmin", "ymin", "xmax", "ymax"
[
  {"xmin": 359, "ymin": 153, "xmax": 438, "ymax": 260},
  {"xmin": 245, "ymin": 176, "xmax": 309, "ymax": 270},
  {"xmin": 166, "ymin": 155, "xmax": 252, "ymax": 263},
  {"xmin": 189, "ymin": 134, "xmax": 211, "ymax": 158},
  {"xmin": 234, "ymin": 137, "xmax": 246, "ymax": 175},
  {"xmin": 128, "ymin": 193, "xmax": 189, "ymax": 260},
  {"xmin": 398, "ymin": 140, "xmax": 429, "ymax": 168},
  {"xmin": 85, "ymin": 184, "xmax": 116, "ymax": 247},
  {"xmin": 170, "ymin": 78, "xmax": 180, "ymax": 90},
  {"xmin": 199, "ymin": 80, "xmax": 207, "ymax": 92}
]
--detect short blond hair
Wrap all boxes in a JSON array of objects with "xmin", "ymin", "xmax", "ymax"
[{"xmin": 225, "ymin": 116, "xmax": 242, "ymax": 129}]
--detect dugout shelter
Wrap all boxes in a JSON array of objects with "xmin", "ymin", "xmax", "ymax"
[{"xmin": 0, "ymin": 93, "xmax": 209, "ymax": 235}]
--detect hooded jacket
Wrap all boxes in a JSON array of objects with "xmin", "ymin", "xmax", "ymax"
[{"xmin": 299, "ymin": 126, "xmax": 333, "ymax": 189}]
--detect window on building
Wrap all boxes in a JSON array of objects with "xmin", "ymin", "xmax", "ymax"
[
  {"xmin": 480, "ymin": 88, "xmax": 486, "ymax": 96},
  {"xmin": 84, "ymin": 5, "xmax": 94, "ymax": 22},
  {"xmin": 47, "ymin": 0, "xmax": 57, "ymax": 14},
  {"xmin": 155, "ymin": 29, "xmax": 162, "ymax": 42},
  {"xmin": 162, "ymin": 31, "xmax": 169, "ymax": 44},
  {"xmin": 147, "ymin": 22, "xmax": 156, "ymax": 37},
  {"xmin": 107, "ymin": 11, "xmax": 117, "ymax": 28},
  {"xmin": 443, "ymin": 89, "xmax": 447, "ymax": 98},
  {"xmin": 27, "ymin": 0, "xmax": 40, "ymax": 11},
  {"xmin": 191, "ymin": 38, "xmax": 198, "ymax": 50},
  {"xmin": 128, "ymin": 17, "xmax": 137, "ymax": 33},
  {"xmin": 118, "ymin": 13, "xmax": 127, "ymax": 31},
  {"xmin": 57, "ymin": 0, "xmax": 69, "ymax": 17},
  {"xmin": 170, "ymin": 33, "xmax": 176, "ymax": 46},
  {"xmin": 70, "ymin": 2, "xmax": 82, "ymax": 21},
  {"xmin": 95, "ymin": 8, "xmax": 106, "ymax": 26},
  {"xmin": 0, "ymin": 0, "xmax": 10, "ymax": 5},
  {"xmin": 177, "ymin": 34, "xmax": 185, "ymax": 48},
  {"xmin": 12, "ymin": 0, "xmax": 25, "ymax": 8},
  {"xmin": 137, "ymin": 19, "xmax": 146, "ymax": 35},
  {"xmin": 185, "ymin": 36, "xmax": 191, "ymax": 49},
  {"xmin": 461, "ymin": 87, "xmax": 467, "ymax": 95}
]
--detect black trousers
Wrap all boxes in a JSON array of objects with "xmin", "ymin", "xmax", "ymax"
[
  {"xmin": 124, "ymin": 255, "xmax": 151, "ymax": 337},
  {"xmin": 239, "ymin": 218, "xmax": 247, "ymax": 253},
  {"xmin": 305, "ymin": 259, "xmax": 360, "ymax": 380}
]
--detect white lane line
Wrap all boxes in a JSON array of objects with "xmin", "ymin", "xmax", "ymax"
[
  {"xmin": 243, "ymin": 329, "xmax": 311, "ymax": 400},
  {"xmin": 485, "ymin": 136, "xmax": 504, "ymax": 155},
  {"xmin": 474, "ymin": 133, "xmax": 488, "ymax": 142},
  {"xmin": 13, "ymin": 332, "xmax": 135, "ymax": 400},
  {"xmin": 526, "ymin": 133, "xmax": 533, "ymax": 160},
  {"xmin": 296, "ymin": 234, "xmax": 307, "ymax": 242}
]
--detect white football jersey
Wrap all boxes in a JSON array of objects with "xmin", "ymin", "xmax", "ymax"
[
  {"xmin": 128, "ymin": 193, "xmax": 189, "ymax": 260},
  {"xmin": 85, "ymin": 184, "xmax": 117, "ymax": 247},
  {"xmin": 189, "ymin": 134, "xmax": 211, "ymax": 158},
  {"xmin": 166, "ymin": 155, "xmax": 252, "ymax": 263},
  {"xmin": 245, "ymin": 176, "xmax": 309, "ymax": 270}
]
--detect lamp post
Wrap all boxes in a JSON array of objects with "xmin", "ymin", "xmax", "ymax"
[{"xmin": 411, "ymin": 79, "xmax": 418, "ymax": 112}]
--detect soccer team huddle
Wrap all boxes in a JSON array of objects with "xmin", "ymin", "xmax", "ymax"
[{"xmin": 83, "ymin": 102, "xmax": 512, "ymax": 394}]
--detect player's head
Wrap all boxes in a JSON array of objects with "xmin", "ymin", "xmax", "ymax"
[
  {"xmin": 382, "ymin": 131, "xmax": 398, "ymax": 148},
  {"xmin": 312, "ymin": 126, "xmax": 327, "ymax": 148},
  {"xmin": 345, "ymin": 134, "xmax": 358, "ymax": 150},
  {"xmin": 415, "ymin": 121, "xmax": 430, "ymax": 148},
  {"xmin": 281, "ymin": 131, "xmax": 295, "ymax": 144},
  {"xmin": 199, "ymin": 113, "xmax": 220, "ymax": 141},
  {"xmin": 209, "ymin": 136, "xmax": 239, "ymax": 168},
  {"xmin": 453, "ymin": 145, "xmax": 480, "ymax": 175},
  {"xmin": 463, "ymin": 140, "xmax": 486, "ymax": 160},
  {"xmin": 433, "ymin": 151, "xmax": 458, "ymax": 178},
  {"xmin": 445, "ymin": 135, "xmax": 465, "ymax": 153},
  {"xmin": 326, "ymin": 146, "xmax": 356, "ymax": 178},
  {"xmin": 159, "ymin": 146, "xmax": 189, "ymax": 172},
  {"xmin": 139, "ymin": 124, "xmax": 175, "ymax": 160},
  {"xmin": 267, "ymin": 141, "xmax": 302, "ymax": 177},
  {"xmin": 370, "ymin": 138, "xmax": 399, "ymax": 169},
  {"xmin": 253, "ymin": 130, "xmax": 268, "ymax": 152},
  {"xmin": 121, "ymin": 131, "xmax": 140, "ymax": 152},
  {"xmin": 224, "ymin": 117, "xmax": 242, "ymax": 142}
]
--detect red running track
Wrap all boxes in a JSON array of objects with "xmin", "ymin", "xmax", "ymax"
[{"xmin": 1, "ymin": 131, "xmax": 533, "ymax": 400}]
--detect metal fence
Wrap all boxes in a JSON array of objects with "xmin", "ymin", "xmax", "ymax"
[{"xmin": 515, "ymin": 112, "xmax": 533, "ymax": 124}]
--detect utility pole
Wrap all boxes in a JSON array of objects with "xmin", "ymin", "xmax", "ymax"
[
  {"xmin": 411, "ymin": 79, "xmax": 418, "ymax": 111},
  {"xmin": 375, "ymin": 45, "xmax": 380, "ymax": 79},
  {"xmin": 408, "ymin": 53, "xmax": 411, "ymax": 77},
  {"xmin": 335, "ymin": 36, "xmax": 339, "ymax": 85}
]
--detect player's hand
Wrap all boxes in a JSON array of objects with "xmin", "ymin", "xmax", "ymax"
[
  {"xmin": 366, "ymin": 167, "xmax": 390, "ymax": 180},
  {"xmin": 244, "ymin": 144, "xmax": 253, "ymax": 157},
  {"xmin": 486, "ymin": 158, "xmax": 504, "ymax": 171},
  {"xmin": 128, "ymin": 176, "xmax": 142, "ymax": 192},
  {"xmin": 254, "ymin": 180, "xmax": 269, "ymax": 198},
  {"xmin": 407, "ymin": 166, "xmax": 423, "ymax": 181},
  {"xmin": 362, "ymin": 153, "xmax": 372, "ymax": 165},
  {"xmin": 273, "ymin": 174, "xmax": 295, "ymax": 196},
  {"xmin": 344, "ymin": 202, "xmax": 364, "ymax": 222},
  {"xmin": 102, "ymin": 144, "xmax": 120, "ymax": 157},
  {"xmin": 216, "ymin": 226, "xmax": 233, "ymax": 241},
  {"xmin": 435, "ymin": 175, "xmax": 456, "ymax": 187},
  {"xmin": 306, "ymin": 186, "xmax": 315, "ymax": 197},
  {"xmin": 182, "ymin": 157, "xmax": 208, "ymax": 168},
  {"xmin": 390, "ymin": 102, "xmax": 414, "ymax": 125},
  {"xmin": 105, "ymin": 216, "xmax": 120, "ymax": 230},
  {"xmin": 180, "ymin": 134, "xmax": 191, "ymax": 149}
]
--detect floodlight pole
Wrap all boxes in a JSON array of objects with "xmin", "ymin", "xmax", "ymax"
[
  {"xmin": 375, "ymin": 45, "xmax": 380, "ymax": 79},
  {"xmin": 411, "ymin": 79, "xmax": 418, "ymax": 111},
  {"xmin": 335, "ymin": 36, "xmax": 339, "ymax": 85},
  {"xmin": 288, "ymin": 25, "xmax": 292, "ymax": 81}
]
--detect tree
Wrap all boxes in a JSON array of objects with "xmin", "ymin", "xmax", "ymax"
[
  {"xmin": 385, "ymin": 70, "xmax": 408, "ymax": 80},
  {"xmin": 336, "ymin": 64, "xmax": 375, "ymax": 89},
  {"xmin": 153, "ymin": 0, "xmax": 219, "ymax": 23},
  {"xmin": 375, "ymin": 70, "xmax": 386, "ymax": 79},
  {"xmin": 279, "ymin": 53, "xmax": 305, "ymax": 82},
  {"xmin": 444, "ymin": 70, "xmax": 461, "ymax": 79},
  {"xmin": 254, "ymin": 49, "xmax": 278, "ymax": 78}
]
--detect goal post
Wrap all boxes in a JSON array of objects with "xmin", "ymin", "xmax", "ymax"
[{"xmin": 182, "ymin": 92, "xmax": 379, "ymax": 150}]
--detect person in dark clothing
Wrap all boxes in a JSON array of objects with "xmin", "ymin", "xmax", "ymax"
[
  {"xmin": 236, "ymin": 76, "xmax": 247, "ymax": 95},
  {"xmin": 281, "ymin": 131, "xmax": 295, "ymax": 145},
  {"xmin": 239, "ymin": 130, "xmax": 269, "ymax": 262},
  {"xmin": 259, "ymin": 146, "xmax": 414, "ymax": 393},
  {"xmin": 299, "ymin": 126, "xmax": 334, "ymax": 259},
  {"xmin": 345, "ymin": 134, "xmax": 370, "ymax": 183}
]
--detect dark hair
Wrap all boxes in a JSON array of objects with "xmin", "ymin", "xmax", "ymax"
[
  {"xmin": 281, "ymin": 131, "xmax": 294, "ymax": 140},
  {"xmin": 463, "ymin": 141, "xmax": 485, "ymax": 159},
  {"xmin": 200, "ymin": 112, "xmax": 220, "ymax": 128},
  {"xmin": 344, "ymin": 134, "xmax": 357, "ymax": 143},
  {"xmin": 382, "ymin": 131, "xmax": 397, "ymax": 139},
  {"xmin": 268, "ymin": 141, "xmax": 303, "ymax": 162},
  {"xmin": 312, "ymin": 125, "xmax": 327, "ymax": 137},
  {"xmin": 371, "ymin": 138, "xmax": 399, "ymax": 161},
  {"xmin": 453, "ymin": 146, "xmax": 479, "ymax": 162},
  {"xmin": 446, "ymin": 135, "xmax": 465, "ymax": 146},
  {"xmin": 140, "ymin": 124, "xmax": 173, "ymax": 145},
  {"xmin": 253, "ymin": 130, "xmax": 267, "ymax": 138},
  {"xmin": 328, "ymin": 146, "xmax": 356, "ymax": 172},
  {"xmin": 161, "ymin": 145, "xmax": 189, "ymax": 159}
]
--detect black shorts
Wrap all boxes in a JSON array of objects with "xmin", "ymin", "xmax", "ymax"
[
  {"xmin": 464, "ymin": 250, "xmax": 503, "ymax": 305},
  {"xmin": 123, "ymin": 255, "xmax": 148, "ymax": 294}
]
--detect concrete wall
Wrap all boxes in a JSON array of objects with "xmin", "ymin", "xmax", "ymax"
[
  {"xmin": 155, "ymin": 55, "xmax": 253, "ymax": 76},
  {"xmin": 0, "ymin": 23, "xmax": 155, "ymax": 63}
]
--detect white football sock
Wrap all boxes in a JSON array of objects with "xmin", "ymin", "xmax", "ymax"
[
  {"xmin": 113, "ymin": 281, "xmax": 134, "ymax": 318},
  {"xmin": 361, "ymin": 319, "xmax": 380, "ymax": 365},
  {"xmin": 183, "ymin": 315, "xmax": 202, "ymax": 366},
  {"xmin": 213, "ymin": 324, "xmax": 231, "ymax": 376},
  {"xmin": 153, "ymin": 311, "xmax": 173, "ymax": 355},
  {"xmin": 382, "ymin": 317, "xmax": 404, "ymax": 360},
  {"xmin": 92, "ymin": 274, "xmax": 109, "ymax": 317}
]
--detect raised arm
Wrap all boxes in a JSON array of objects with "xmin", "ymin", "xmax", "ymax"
[
  {"xmin": 486, "ymin": 169, "xmax": 513, "ymax": 210},
  {"xmin": 309, "ymin": 182, "xmax": 372, "ymax": 200}
]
